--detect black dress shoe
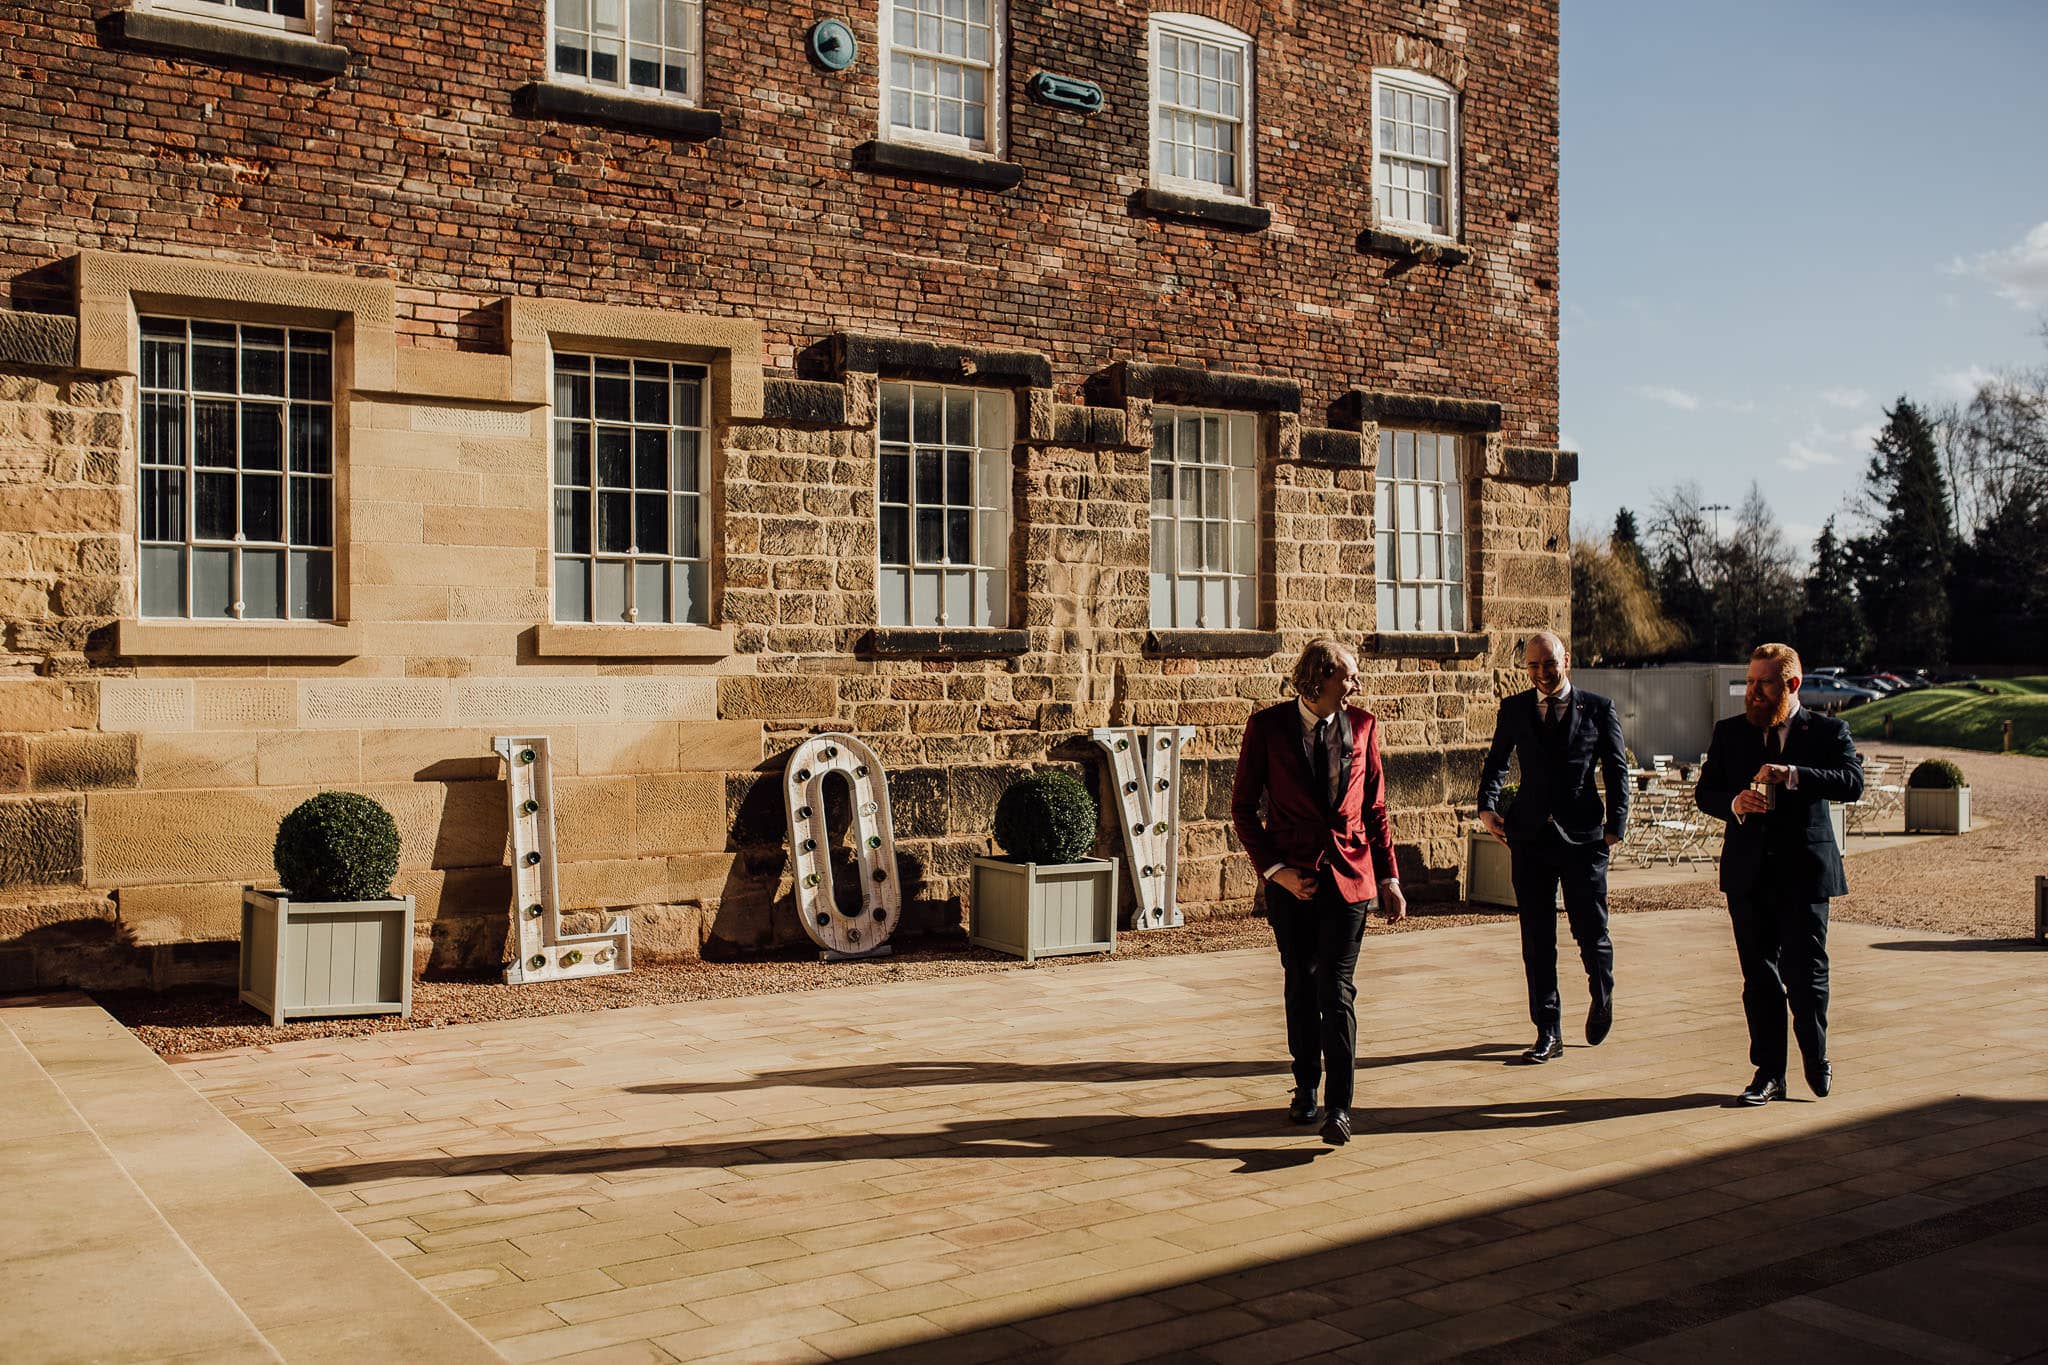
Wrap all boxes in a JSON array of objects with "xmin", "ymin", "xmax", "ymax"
[
  {"xmin": 1320, "ymin": 1108, "xmax": 1352, "ymax": 1146},
  {"xmin": 1586, "ymin": 999, "xmax": 1613, "ymax": 1047},
  {"xmin": 1804, "ymin": 1058, "xmax": 1832, "ymax": 1098},
  {"xmin": 1739, "ymin": 1071, "xmax": 1786, "ymax": 1106},
  {"xmin": 1286, "ymin": 1088, "xmax": 1321, "ymax": 1125},
  {"xmin": 1522, "ymin": 1033, "xmax": 1564, "ymax": 1063}
]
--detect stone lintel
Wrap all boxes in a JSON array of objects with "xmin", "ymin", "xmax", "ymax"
[
  {"xmin": 513, "ymin": 83, "xmax": 724, "ymax": 141},
  {"xmin": 1297, "ymin": 427, "xmax": 1365, "ymax": 467},
  {"xmin": 1357, "ymin": 228, "xmax": 1472, "ymax": 267},
  {"xmin": 758, "ymin": 377, "xmax": 849, "ymax": 428},
  {"xmin": 1135, "ymin": 188, "xmax": 1272, "ymax": 233},
  {"xmin": 0, "ymin": 310, "xmax": 78, "ymax": 369},
  {"xmin": 826, "ymin": 332, "xmax": 1053, "ymax": 390},
  {"xmin": 851, "ymin": 140, "xmax": 1025, "ymax": 192},
  {"xmin": 1499, "ymin": 445, "xmax": 1579, "ymax": 484},
  {"xmin": 859, "ymin": 628, "xmax": 1030, "ymax": 660},
  {"xmin": 101, "ymin": 10, "xmax": 350, "ymax": 78},
  {"xmin": 1145, "ymin": 630, "xmax": 1282, "ymax": 659},
  {"xmin": 1367, "ymin": 631, "xmax": 1489, "ymax": 660},
  {"xmin": 1335, "ymin": 389, "xmax": 1502, "ymax": 433},
  {"xmin": 1091, "ymin": 360, "xmax": 1302, "ymax": 413}
]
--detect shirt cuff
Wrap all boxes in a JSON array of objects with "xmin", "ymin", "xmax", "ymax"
[
  {"xmin": 1262, "ymin": 863, "xmax": 1285, "ymax": 881},
  {"xmin": 1785, "ymin": 767, "xmax": 1800, "ymax": 790}
]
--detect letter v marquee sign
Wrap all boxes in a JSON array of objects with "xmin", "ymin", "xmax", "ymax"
[{"xmin": 1090, "ymin": 726, "xmax": 1195, "ymax": 930}]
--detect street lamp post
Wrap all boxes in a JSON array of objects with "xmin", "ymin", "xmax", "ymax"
[{"xmin": 1702, "ymin": 502, "xmax": 1730, "ymax": 661}]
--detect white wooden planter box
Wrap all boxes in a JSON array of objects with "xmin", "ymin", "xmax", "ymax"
[
  {"xmin": 1904, "ymin": 787, "xmax": 1971, "ymax": 834},
  {"xmin": 240, "ymin": 889, "xmax": 415, "ymax": 1027},
  {"xmin": 1829, "ymin": 802, "xmax": 1847, "ymax": 850},
  {"xmin": 968, "ymin": 856, "xmax": 1118, "ymax": 963},
  {"xmin": 1466, "ymin": 832, "xmax": 1517, "ymax": 909}
]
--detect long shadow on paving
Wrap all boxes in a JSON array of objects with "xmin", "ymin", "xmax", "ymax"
[
  {"xmin": 620, "ymin": 1046, "xmax": 1527, "ymax": 1097},
  {"xmin": 802, "ymin": 1096, "xmax": 2045, "ymax": 1365},
  {"xmin": 1868, "ymin": 938, "xmax": 2047, "ymax": 953},
  {"xmin": 300, "ymin": 1093, "xmax": 1728, "ymax": 1184}
]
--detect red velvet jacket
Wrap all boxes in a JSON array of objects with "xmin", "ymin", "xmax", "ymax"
[{"xmin": 1231, "ymin": 700, "xmax": 1399, "ymax": 905}]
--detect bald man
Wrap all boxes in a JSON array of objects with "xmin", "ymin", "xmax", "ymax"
[{"xmin": 1476, "ymin": 632, "xmax": 1630, "ymax": 1063}]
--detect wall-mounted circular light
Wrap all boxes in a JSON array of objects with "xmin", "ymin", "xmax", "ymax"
[{"xmin": 808, "ymin": 19, "xmax": 857, "ymax": 71}]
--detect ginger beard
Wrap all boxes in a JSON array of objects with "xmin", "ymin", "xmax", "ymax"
[{"xmin": 1745, "ymin": 673, "xmax": 1797, "ymax": 730}]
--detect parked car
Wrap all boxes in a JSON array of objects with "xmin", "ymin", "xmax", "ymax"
[
  {"xmin": 1801, "ymin": 678, "xmax": 1881, "ymax": 711},
  {"xmin": 1809, "ymin": 666, "xmax": 1846, "ymax": 678},
  {"xmin": 1871, "ymin": 671, "xmax": 1921, "ymax": 691},
  {"xmin": 1845, "ymin": 674, "xmax": 1899, "ymax": 694}
]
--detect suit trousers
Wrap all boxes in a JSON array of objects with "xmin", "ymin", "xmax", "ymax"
[
  {"xmin": 1265, "ymin": 880, "xmax": 1371, "ymax": 1110},
  {"xmin": 1726, "ymin": 880, "xmax": 1830, "ymax": 1079},
  {"xmin": 1508, "ymin": 834, "xmax": 1614, "ymax": 1032}
]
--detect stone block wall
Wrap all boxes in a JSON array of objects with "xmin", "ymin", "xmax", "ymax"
[{"xmin": 0, "ymin": 0, "xmax": 1572, "ymax": 989}]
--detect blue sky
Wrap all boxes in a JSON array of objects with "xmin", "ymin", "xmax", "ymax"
[{"xmin": 1560, "ymin": 0, "xmax": 2048, "ymax": 554}]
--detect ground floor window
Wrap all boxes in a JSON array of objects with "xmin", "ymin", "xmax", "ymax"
[
  {"xmin": 138, "ymin": 317, "xmax": 334, "ymax": 620},
  {"xmin": 1149, "ymin": 407, "xmax": 1257, "ymax": 629},
  {"xmin": 551, "ymin": 353, "xmax": 710, "ymax": 624},
  {"xmin": 1376, "ymin": 428, "xmax": 1466, "ymax": 632},
  {"xmin": 876, "ymin": 382, "xmax": 1012, "ymax": 628}
]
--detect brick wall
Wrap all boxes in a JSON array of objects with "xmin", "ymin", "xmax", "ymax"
[{"xmin": 0, "ymin": 0, "xmax": 1571, "ymax": 989}]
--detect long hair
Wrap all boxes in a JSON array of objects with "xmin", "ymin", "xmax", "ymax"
[{"xmin": 1290, "ymin": 637, "xmax": 1357, "ymax": 700}]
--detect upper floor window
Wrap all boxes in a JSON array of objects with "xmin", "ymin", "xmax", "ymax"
[
  {"xmin": 1149, "ymin": 15, "xmax": 1253, "ymax": 201},
  {"xmin": 877, "ymin": 382, "xmax": 1011, "ymax": 627},
  {"xmin": 1372, "ymin": 70, "xmax": 1458, "ymax": 239},
  {"xmin": 1150, "ymin": 408, "xmax": 1256, "ymax": 630},
  {"xmin": 551, "ymin": 353, "xmax": 710, "ymax": 625},
  {"xmin": 1376, "ymin": 430, "xmax": 1466, "ymax": 633},
  {"xmin": 138, "ymin": 318, "xmax": 335, "ymax": 621},
  {"xmin": 880, "ymin": 0, "xmax": 1001, "ymax": 154},
  {"xmin": 148, "ymin": 0, "xmax": 322, "ymax": 37},
  {"xmin": 551, "ymin": 0, "xmax": 703, "ymax": 102}
]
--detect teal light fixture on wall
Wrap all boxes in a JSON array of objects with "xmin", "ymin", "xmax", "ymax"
[{"xmin": 808, "ymin": 19, "xmax": 858, "ymax": 71}]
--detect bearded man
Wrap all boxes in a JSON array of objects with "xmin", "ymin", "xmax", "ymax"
[{"xmin": 1695, "ymin": 642, "xmax": 1863, "ymax": 1106}]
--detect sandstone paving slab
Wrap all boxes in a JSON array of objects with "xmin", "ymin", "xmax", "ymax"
[{"xmin": 166, "ymin": 910, "xmax": 2048, "ymax": 1363}]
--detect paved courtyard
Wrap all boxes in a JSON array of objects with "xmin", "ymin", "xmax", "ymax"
[{"xmin": 118, "ymin": 908, "xmax": 2046, "ymax": 1364}]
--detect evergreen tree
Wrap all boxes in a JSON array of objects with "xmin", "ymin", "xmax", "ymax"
[
  {"xmin": 1949, "ymin": 491, "xmax": 2048, "ymax": 664},
  {"xmin": 1612, "ymin": 507, "xmax": 1650, "ymax": 578},
  {"xmin": 1798, "ymin": 518, "xmax": 1868, "ymax": 664},
  {"xmin": 1848, "ymin": 398, "xmax": 1955, "ymax": 663}
]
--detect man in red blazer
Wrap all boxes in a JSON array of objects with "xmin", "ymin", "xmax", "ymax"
[{"xmin": 1232, "ymin": 637, "xmax": 1407, "ymax": 1146}]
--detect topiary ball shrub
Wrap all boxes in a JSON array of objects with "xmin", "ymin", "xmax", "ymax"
[
  {"xmin": 1907, "ymin": 759, "xmax": 1967, "ymax": 790},
  {"xmin": 274, "ymin": 791, "xmax": 402, "ymax": 901},
  {"xmin": 992, "ymin": 771, "xmax": 1097, "ymax": 866}
]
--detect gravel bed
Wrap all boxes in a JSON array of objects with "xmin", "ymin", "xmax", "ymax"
[
  {"xmin": 108, "ymin": 904, "xmax": 1519, "ymax": 1059},
  {"xmin": 110, "ymin": 742, "xmax": 2041, "ymax": 1059}
]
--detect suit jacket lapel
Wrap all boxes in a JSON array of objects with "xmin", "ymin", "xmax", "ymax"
[
  {"xmin": 1279, "ymin": 705, "xmax": 1316, "ymax": 799},
  {"xmin": 1334, "ymin": 709, "xmax": 1354, "ymax": 814},
  {"xmin": 1563, "ymin": 692, "xmax": 1584, "ymax": 756}
]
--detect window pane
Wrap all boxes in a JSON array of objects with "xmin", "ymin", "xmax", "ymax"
[
  {"xmin": 1149, "ymin": 573, "xmax": 1171, "ymax": 628},
  {"xmin": 881, "ymin": 450, "xmax": 909, "ymax": 503},
  {"xmin": 289, "ymin": 476, "xmax": 331, "ymax": 547},
  {"xmin": 976, "ymin": 571, "xmax": 1005, "ymax": 627},
  {"xmin": 911, "ymin": 569, "xmax": 940, "ymax": 626},
  {"xmin": 194, "ymin": 401, "xmax": 236, "ymax": 467},
  {"xmin": 290, "ymin": 404, "xmax": 331, "ymax": 474},
  {"xmin": 672, "ymin": 429, "xmax": 700, "ymax": 492},
  {"xmin": 241, "ymin": 336, "xmax": 284, "ymax": 396},
  {"xmin": 636, "ymin": 493, "xmax": 668, "ymax": 555},
  {"xmin": 142, "ymin": 547, "xmax": 185, "ymax": 618},
  {"xmin": 242, "ymin": 475, "xmax": 281, "ymax": 542},
  {"xmin": 674, "ymin": 559, "xmax": 708, "ymax": 625},
  {"xmin": 880, "ymin": 507, "xmax": 908, "ymax": 565},
  {"xmin": 597, "ymin": 429, "xmax": 630, "ymax": 486},
  {"xmin": 196, "ymin": 473, "xmax": 236, "ymax": 540},
  {"xmin": 878, "ymin": 566, "xmax": 909, "ymax": 627},
  {"xmin": 555, "ymin": 557, "xmax": 591, "ymax": 622},
  {"xmin": 242, "ymin": 549, "xmax": 283, "ymax": 619},
  {"xmin": 915, "ymin": 508, "xmax": 943, "ymax": 562},
  {"xmin": 635, "ymin": 560, "xmax": 670, "ymax": 622},
  {"xmin": 674, "ymin": 494, "xmax": 701, "ymax": 559},
  {"xmin": 635, "ymin": 428, "xmax": 667, "ymax": 488},
  {"xmin": 944, "ymin": 571, "xmax": 970, "ymax": 627},
  {"xmin": 594, "ymin": 560, "xmax": 630, "ymax": 622},
  {"xmin": 881, "ymin": 386, "xmax": 910, "ymax": 442},
  {"xmin": 291, "ymin": 549, "xmax": 333, "ymax": 620},
  {"xmin": 241, "ymin": 404, "xmax": 283, "ymax": 470},
  {"xmin": 141, "ymin": 470, "xmax": 184, "ymax": 543},
  {"xmin": 555, "ymin": 490, "xmax": 591, "ymax": 555},
  {"xmin": 598, "ymin": 491, "xmax": 631, "ymax": 552},
  {"xmin": 192, "ymin": 548, "xmax": 234, "ymax": 618}
]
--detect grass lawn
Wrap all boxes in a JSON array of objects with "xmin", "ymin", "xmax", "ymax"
[{"xmin": 1846, "ymin": 676, "xmax": 2048, "ymax": 757}]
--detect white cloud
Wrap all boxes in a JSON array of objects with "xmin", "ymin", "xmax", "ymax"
[
  {"xmin": 1818, "ymin": 387, "xmax": 1870, "ymax": 410},
  {"xmin": 1635, "ymin": 384, "xmax": 1701, "ymax": 412},
  {"xmin": 1935, "ymin": 365, "xmax": 1997, "ymax": 400},
  {"xmin": 1949, "ymin": 222, "xmax": 2048, "ymax": 308},
  {"xmin": 1780, "ymin": 441, "xmax": 1842, "ymax": 472}
]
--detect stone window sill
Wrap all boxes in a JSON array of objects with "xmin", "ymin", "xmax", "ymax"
[
  {"xmin": 1146, "ymin": 629, "xmax": 1281, "ymax": 659},
  {"xmin": 531, "ymin": 622, "xmax": 734, "ymax": 659},
  {"xmin": 116, "ymin": 620, "xmax": 362, "ymax": 659},
  {"xmin": 852, "ymin": 141, "xmax": 1025, "ymax": 192},
  {"xmin": 861, "ymin": 627, "xmax": 1029, "ymax": 659},
  {"xmin": 1357, "ymin": 227, "xmax": 1471, "ymax": 266},
  {"xmin": 1136, "ymin": 188, "xmax": 1271, "ymax": 232},
  {"xmin": 102, "ymin": 11, "xmax": 350, "ymax": 77},
  {"xmin": 1369, "ymin": 631, "xmax": 1488, "ymax": 659},
  {"xmin": 1336, "ymin": 389, "xmax": 1502, "ymax": 433},
  {"xmin": 513, "ymin": 83, "xmax": 723, "ymax": 141}
]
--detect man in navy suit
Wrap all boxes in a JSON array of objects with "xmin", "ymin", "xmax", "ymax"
[
  {"xmin": 1476, "ymin": 631, "xmax": 1630, "ymax": 1063},
  {"xmin": 1696, "ymin": 642, "xmax": 1863, "ymax": 1105}
]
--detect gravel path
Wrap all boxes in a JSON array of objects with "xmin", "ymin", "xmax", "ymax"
[{"xmin": 109, "ymin": 742, "xmax": 2040, "ymax": 1058}]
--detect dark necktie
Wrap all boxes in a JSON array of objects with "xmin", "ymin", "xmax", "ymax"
[
  {"xmin": 1765, "ymin": 725, "xmax": 1783, "ymax": 762},
  {"xmin": 1545, "ymin": 696, "xmax": 1561, "ymax": 729},
  {"xmin": 1312, "ymin": 718, "xmax": 1332, "ymax": 812}
]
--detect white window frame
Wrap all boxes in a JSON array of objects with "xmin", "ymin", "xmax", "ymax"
[
  {"xmin": 145, "ymin": 0, "xmax": 329, "ymax": 40},
  {"xmin": 1148, "ymin": 13, "xmax": 1255, "ymax": 204},
  {"xmin": 546, "ymin": 0, "xmax": 705, "ymax": 106},
  {"xmin": 1371, "ymin": 68, "xmax": 1460, "ymax": 242},
  {"xmin": 1149, "ymin": 407, "xmax": 1258, "ymax": 631},
  {"xmin": 137, "ymin": 316, "xmax": 337, "ymax": 622},
  {"xmin": 876, "ymin": 382, "xmax": 1013, "ymax": 629},
  {"xmin": 877, "ymin": 0, "xmax": 1005, "ymax": 157},
  {"xmin": 548, "ymin": 351, "xmax": 713, "ymax": 626},
  {"xmin": 1376, "ymin": 429, "xmax": 1467, "ymax": 633}
]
